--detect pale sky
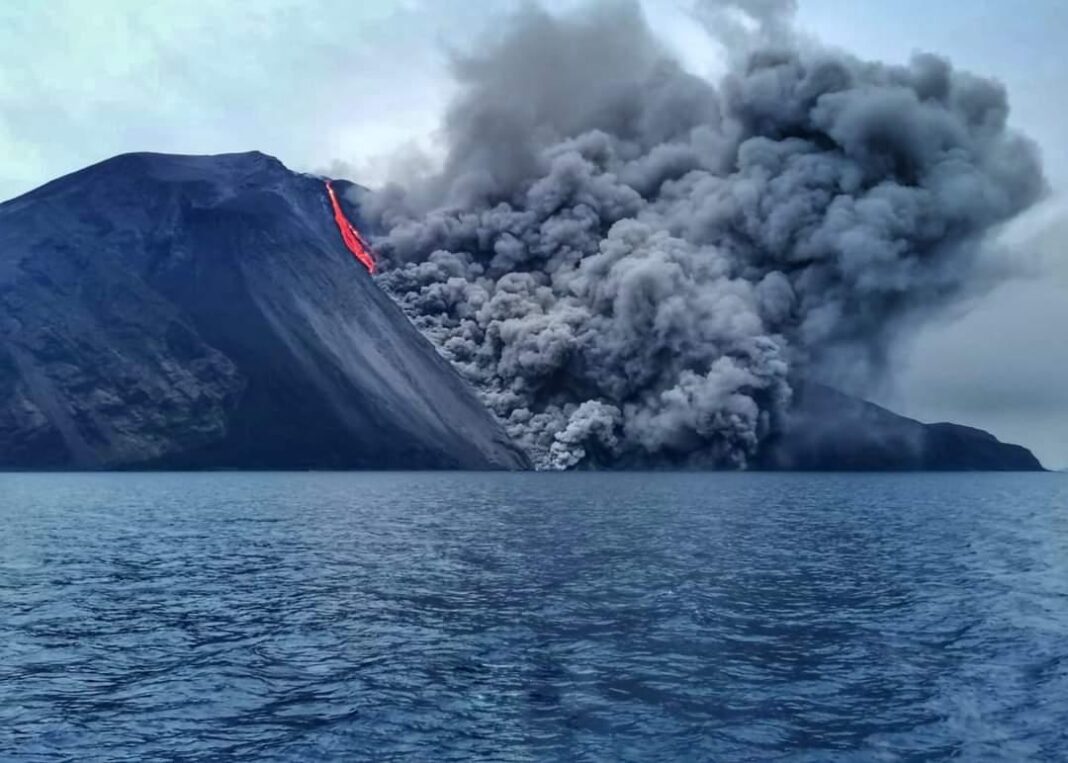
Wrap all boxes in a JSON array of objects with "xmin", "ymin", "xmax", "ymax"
[{"xmin": 1, "ymin": 0, "xmax": 1065, "ymax": 467}]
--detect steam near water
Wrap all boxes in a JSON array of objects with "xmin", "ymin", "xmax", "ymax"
[{"xmin": 365, "ymin": 0, "xmax": 1045, "ymax": 469}]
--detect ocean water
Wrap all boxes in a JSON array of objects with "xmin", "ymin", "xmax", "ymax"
[{"xmin": 1, "ymin": 472, "xmax": 1066, "ymax": 762}]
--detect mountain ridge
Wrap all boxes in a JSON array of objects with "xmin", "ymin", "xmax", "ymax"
[{"xmin": 754, "ymin": 384, "xmax": 1043, "ymax": 471}]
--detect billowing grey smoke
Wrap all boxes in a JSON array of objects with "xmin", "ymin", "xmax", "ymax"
[{"xmin": 365, "ymin": 1, "xmax": 1044, "ymax": 469}]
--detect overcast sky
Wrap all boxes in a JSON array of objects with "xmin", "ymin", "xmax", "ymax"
[{"xmin": 2, "ymin": 0, "xmax": 1065, "ymax": 467}]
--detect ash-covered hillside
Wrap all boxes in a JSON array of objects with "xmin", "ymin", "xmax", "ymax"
[
  {"xmin": 755, "ymin": 384, "xmax": 1042, "ymax": 471},
  {"xmin": 0, "ymin": 151, "xmax": 528, "ymax": 470}
]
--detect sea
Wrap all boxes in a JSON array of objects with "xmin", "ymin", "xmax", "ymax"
[{"xmin": 2, "ymin": 471, "xmax": 1066, "ymax": 761}]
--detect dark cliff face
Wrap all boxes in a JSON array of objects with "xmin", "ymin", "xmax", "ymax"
[
  {"xmin": 754, "ymin": 384, "xmax": 1043, "ymax": 471},
  {"xmin": 0, "ymin": 151, "xmax": 529, "ymax": 470}
]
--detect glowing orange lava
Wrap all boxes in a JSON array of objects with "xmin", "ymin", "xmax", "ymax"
[{"xmin": 325, "ymin": 180, "xmax": 376, "ymax": 274}]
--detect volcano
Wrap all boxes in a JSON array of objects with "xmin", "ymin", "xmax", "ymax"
[
  {"xmin": 0, "ymin": 151, "xmax": 1043, "ymax": 472},
  {"xmin": 0, "ymin": 152, "xmax": 528, "ymax": 469}
]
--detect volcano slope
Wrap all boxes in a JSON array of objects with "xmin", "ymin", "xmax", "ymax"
[
  {"xmin": 754, "ymin": 384, "xmax": 1042, "ymax": 472},
  {"xmin": 0, "ymin": 151, "xmax": 528, "ymax": 470}
]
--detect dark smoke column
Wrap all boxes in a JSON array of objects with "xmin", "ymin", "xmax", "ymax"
[{"xmin": 365, "ymin": 1, "xmax": 1045, "ymax": 469}]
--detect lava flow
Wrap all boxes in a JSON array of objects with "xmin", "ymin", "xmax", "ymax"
[{"xmin": 325, "ymin": 180, "xmax": 376, "ymax": 274}]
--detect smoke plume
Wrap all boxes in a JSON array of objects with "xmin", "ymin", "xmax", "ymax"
[{"xmin": 365, "ymin": 1, "xmax": 1044, "ymax": 469}]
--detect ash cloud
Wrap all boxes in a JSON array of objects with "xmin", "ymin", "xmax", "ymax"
[{"xmin": 365, "ymin": 1, "xmax": 1044, "ymax": 469}]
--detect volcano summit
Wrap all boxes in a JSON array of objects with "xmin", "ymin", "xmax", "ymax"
[{"xmin": 0, "ymin": 151, "xmax": 528, "ymax": 470}]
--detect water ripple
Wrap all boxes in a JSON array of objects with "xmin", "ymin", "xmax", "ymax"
[{"xmin": 1, "ymin": 472, "xmax": 1067, "ymax": 761}]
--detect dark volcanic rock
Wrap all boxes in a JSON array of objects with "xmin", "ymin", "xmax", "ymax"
[
  {"xmin": 755, "ymin": 384, "xmax": 1043, "ymax": 471},
  {"xmin": 0, "ymin": 151, "xmax": 529, "ymax": 470}
]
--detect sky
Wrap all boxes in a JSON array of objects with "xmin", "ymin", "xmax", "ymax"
[{"xmin": 1, "ymin": 0, "xmax": 1065, "ymax": 467}]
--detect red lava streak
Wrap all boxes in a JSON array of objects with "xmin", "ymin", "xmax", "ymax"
[{"xmin": 325, "ymin": 180, "xmax": 376, "ymax": 274}]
